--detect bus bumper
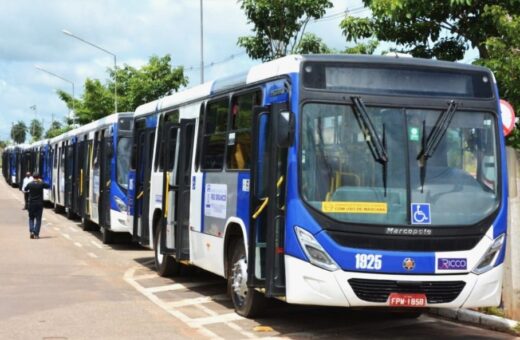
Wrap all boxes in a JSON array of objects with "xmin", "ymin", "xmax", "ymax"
[
  {"xmin": 285, "ymin": 255, "xmax": 502, "ymax": 308},
  {"xmin": 109, "ymin": 210, "xmax": 132, "ymax": 233}
]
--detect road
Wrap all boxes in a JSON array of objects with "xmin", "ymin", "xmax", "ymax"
[{"xmin": 0, "ymin": 178, "xmax": 516, "ymax": 339}]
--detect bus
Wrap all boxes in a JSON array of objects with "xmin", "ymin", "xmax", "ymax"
[
  {"xmin": 24, "ymin": 139, "xmax": 53, "ymax": 201},
  {"xmin": 2, "ymin": 145, "xmax": 17, "ymax": 186},
  {"xmin": 49, "ymin": 113, "xmax": 133, "ymax": 243},
  {"xmin": 133, "ymin": 54, "xmax": 507, "ymax": 317}
]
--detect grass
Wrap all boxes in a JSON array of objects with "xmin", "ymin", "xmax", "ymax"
[{"xmin": 479, "ymin": 306, "xmax": 506, "ymax": 318}]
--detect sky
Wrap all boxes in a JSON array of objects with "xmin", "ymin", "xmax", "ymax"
[{"xmin": 0, "ymin": 0, "xmax": 372, "ymax": 142}]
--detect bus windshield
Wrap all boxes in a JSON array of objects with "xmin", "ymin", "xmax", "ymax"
[{"xmin": 301, "ymin": 103, "xmax": 499, "ymax": 226}]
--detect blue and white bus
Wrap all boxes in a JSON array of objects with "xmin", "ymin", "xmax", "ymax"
[
  {"xmin": 49, "ymin": 113, "xmax": 133, "ymax": 243},
  {"xmin": 2, "ymin": 145, "xmax": 18, "ymax": 186},
  {"xmin": 25, "ymin": 139, "xmax": 53, "ymax": 201},
  {"xmin": 135, "ymin": 54, "xmax": 507, "ymax": 317}
]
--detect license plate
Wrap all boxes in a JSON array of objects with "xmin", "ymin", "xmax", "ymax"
[{"xmin": 388, "ymin": 293, "xmax": 427, "ymax": 307}]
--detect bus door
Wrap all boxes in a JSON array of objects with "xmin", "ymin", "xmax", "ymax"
[
  {"xmin": 161, "ymin": 119, "xmax": 195, "ymax": 260},
  {"xmin": 64, "ymin": 141, "xmax": 75, "ymax": 209},
  {"xmin": 99, "ymin": 132, "xmax": 113, "ymax": 228},
  {"xmin": 134, "ymin": 127, "xmax": 155, "ymax": 244},
  {"xmin": 75, "ymin": 139, "xmax": 86, "ymax": 217},
  {"xmin": 84, "ymin": 140, "xmax": 92, "ymax": 218},
  {"xmin": 248, "ymin": 102, "xmax": 290, "ymax": 297}
]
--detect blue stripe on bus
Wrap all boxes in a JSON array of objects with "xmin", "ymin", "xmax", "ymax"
[
  {"xmin": 236, "ymin": 172, "xmax": 250, "ymax": 232},
  {"xmin": 316, "ymin": 230, "xmax": 437, "ymax": 274}
]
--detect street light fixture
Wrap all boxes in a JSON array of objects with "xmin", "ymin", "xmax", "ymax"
[
  {"xmin": 34, "ymin": 65, "xmax": 76, "ymax": 124},
  {"xmin": 62, "ymin": 29, "xmax": 118, "ymax": 113}
]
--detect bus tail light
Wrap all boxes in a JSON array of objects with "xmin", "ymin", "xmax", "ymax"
[
  {"xmin": 295, "ymin": 226, "xmax": 338, "ymax": 272},
  {"xmin": 472, "ymin": 234, "xmax": 505, "ymax": 275}
]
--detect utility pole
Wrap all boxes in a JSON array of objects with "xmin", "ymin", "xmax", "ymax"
[{"xmin": 200, "ymin": 0, "xmax": 204, "ymax": 84}]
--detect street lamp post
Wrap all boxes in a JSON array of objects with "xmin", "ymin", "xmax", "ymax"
[
  {"xmin": 200, "ymin": 0, "xmax": 204, "ymax": 84},
  {"xmin": 62, "ymin": 29, "xmax": 117, "ymax": 113},
  {"xmin": 34, "ymin": 65, "xmax": 75, "ymax": 124}
]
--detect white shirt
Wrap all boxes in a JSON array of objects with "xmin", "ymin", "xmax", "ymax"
[{"xmin": 22, "ymin": 176, "xmax": 33, "ymax": 192}]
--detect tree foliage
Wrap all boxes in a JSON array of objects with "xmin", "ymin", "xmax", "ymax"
[
  {"xmin": 294, "ymin": 33, "xmax": 332, "ymax": 54},
  {"xmin": 29, "ymin": 119, "xmax": 43, "ymax": 142},
  {"xmin": 340, "ymin": 0, "xmax": 520, "ymax": 61},
  {"xmin": 238, "ymin": 0, "xmax": 333, "ymax": 61},
  {"xmin": 11, "ymin": 121, "xmax": 27, "ymax": 144},
  {"xmin": 58, "ymin": 54, "xmax": 187, "ymax": 125},
  {"xmin": 44, "ymin": 120, "xmax": 72, "ymax": 139},
  {"xmin": 475, "ymin": 4, "xmax": 520, "ymax": 148}
]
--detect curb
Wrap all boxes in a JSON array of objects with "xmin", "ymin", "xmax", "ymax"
[{"xmin": 429, "ymin": 308, "xmax": 518, "ymax": 334}]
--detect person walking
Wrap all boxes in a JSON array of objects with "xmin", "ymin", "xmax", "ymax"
[
  {"xmin": 21, "ymin": 172, "xmax": 33, "ymax": 210},
  {"xmin": 25, "ymin": 173, "xmax": 50, "ymax": 239}
]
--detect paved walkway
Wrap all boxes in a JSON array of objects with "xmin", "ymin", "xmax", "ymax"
[{"xmin": 0, "ymin": 179, "xmax": 194, "ymax": 339}]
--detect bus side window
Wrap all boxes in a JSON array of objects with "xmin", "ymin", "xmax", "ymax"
[
  {"xmin": 201, "ymin": 98, "xmax": 228, "ymax": 170},
  {"xmin": 226, "ymin": 90, "xmax": 261, "ymax": 170}
]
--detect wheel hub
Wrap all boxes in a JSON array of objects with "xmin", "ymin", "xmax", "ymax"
[{"xmin": 231, "ymin": 257, "xmax": 248, "ymax": 301}]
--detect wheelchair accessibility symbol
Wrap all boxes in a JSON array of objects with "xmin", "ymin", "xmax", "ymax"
[{"xmin": 411, "ymin": 203, "xmax": 431, "ymax": 225}]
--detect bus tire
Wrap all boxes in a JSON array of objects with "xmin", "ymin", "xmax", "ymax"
[
  {"xmin": 154, "ymin": 222, "xmax": 180, "ymax": 277},
  {"xmin": 228, "ymin": 240, "xmax": 266, "ymax": 318},
  {"xmin": 101, "ymin": 227, "xmax": 113, "ymax": 244},
  {"xmin": 65, "ymin": 207, "xmax": 74, "ymax": 219},
  {"xmin": 81, "ymin": 217, "xmax": 92, "ymax": 231}
]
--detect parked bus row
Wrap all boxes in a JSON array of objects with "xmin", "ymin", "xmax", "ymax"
[{"xmin": 2, "ymin": 55, "xmax": 510, "ymax": 317}]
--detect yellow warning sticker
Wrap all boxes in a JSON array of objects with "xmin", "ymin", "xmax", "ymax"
[{"xmin": 321, "ymin": 201, "xmax": 388, "ymax": 214}]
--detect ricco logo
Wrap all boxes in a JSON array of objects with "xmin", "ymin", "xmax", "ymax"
[{"xmin": 437, "ymin": 258, "xmax": 467, "ymax": 270}]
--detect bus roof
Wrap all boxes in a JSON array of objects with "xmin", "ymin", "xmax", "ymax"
[{"xmin": 134, "ymin": 54, "xmax": 492, "ymax": 117}]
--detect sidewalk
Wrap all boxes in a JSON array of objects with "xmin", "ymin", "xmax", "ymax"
[{"xmin": 0, "ymin": 179, "xmax": 193, "ymax": 339}]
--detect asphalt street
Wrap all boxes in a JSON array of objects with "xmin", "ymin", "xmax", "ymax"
[{"xmin": 0, "ymin": 178, "xmax": 516, "ymax": 339}]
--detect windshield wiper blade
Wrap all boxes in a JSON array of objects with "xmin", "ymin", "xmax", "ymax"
[
  {"xmin": 417, "ymin": 100, "xmax": 458, "ymax": 192},
  {"xmin": 351, "ymin": 96, "xmax": 388, "ymax": 164},
  {"xmin": 418, "ymin": 100, "xmax": 458, "ymax": 162}
]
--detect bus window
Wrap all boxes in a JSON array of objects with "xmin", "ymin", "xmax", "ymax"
[
  {"xmin": 116, "ymin": 136, "xmax": 132, "ymax": 191},
  {"xmin": 226, "ymin": 91, "xmax": 261, "ymax": 170},
  {"xmin": 201, "ymin": 99, "xmax": 228, "ymax": 170},
  {"xmin": 157, "ymin": 110, "xmax": 179, "ymax": 171}
]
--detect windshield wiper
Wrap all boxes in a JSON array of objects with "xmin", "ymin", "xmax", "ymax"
[
  {"xmin": 351, "ymin": 96, "xmax": 388, "ymax": 196},
  {"xmin": 417, "ymin": 100, "xmax": 458, "ymax": 192},
  {"xmin": 351, "ymin": 97, "xmax": 388, "ymax": 164}
]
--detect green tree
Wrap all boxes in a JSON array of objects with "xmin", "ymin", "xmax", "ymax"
[
  {"xmin": 45, "ymin": 120, "xmax": 68, "ymax": 139},
  {"xmin": 10, "ymin": 121, "xmax": 27, "ymax": 144},
  {"xmin": 340, "ymin": 0, "xmax": 520, "ymax": 61},
  {"xmin": 294, "ymin": 33, "xmax": 332, "ymax": 54},
  {"xmin": 475, "ymin": 5, "xmax": 520, "ymax": 148},
  {"xmin": 29, "ymin": 119, "xmax": 43, "ymax": 141},
  {"xmin": 344, "ymin": 39, "xmax": 379, "ymax": 55},
  {"xmin": 58, "ymin": 54, "xmax": 187, "ymax": 124},
  {"xmin": 238, "ymin": 0, "xmax": 333, "ymax": 61}
]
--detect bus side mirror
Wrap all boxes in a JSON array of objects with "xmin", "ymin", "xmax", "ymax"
[{"xmin": 276, "ymin": 110, "xmax": 294, "ymax": 148}]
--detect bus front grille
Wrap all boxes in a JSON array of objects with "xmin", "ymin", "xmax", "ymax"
[{"xmin": 348, "ymin": 278, "xmax": 466, "ymax": 304}]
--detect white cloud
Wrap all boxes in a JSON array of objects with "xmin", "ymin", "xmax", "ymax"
[{"xmin": 0, "ymin": 0, "xmax": 366, "ymax": 141}]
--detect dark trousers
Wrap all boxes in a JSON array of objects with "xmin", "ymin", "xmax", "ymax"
[
  {"xmin": 28, "ymin": 204, "xmax": 44, "ymax": 236},
  {"xmin": 24, "ymin": 192, "xmax": 28, "ymax": 209}
]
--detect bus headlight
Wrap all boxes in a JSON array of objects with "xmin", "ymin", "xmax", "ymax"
[
  {"xmin": 114, "ymin": 196, "xmax": 127, "ymax": 213},
  {"xmin": 472, "ymin": 234, "xmax": 505, "ymax": 275},
  {"xmin": 295, "ymin": 226, "xmax": 338, "ymax": 272}
]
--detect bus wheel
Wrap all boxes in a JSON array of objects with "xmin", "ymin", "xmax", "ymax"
[
  {"xmin": 81, "ymin": 217, "xmax": 92, "ymax": 231},
  {"xmin": 229, "ymin": 240, "xmax": 265, "ymax": 318},
  {"xmin": 154, "ymin": 223, "xmax": 180, "ymax": 277},
  {"xmin": 101, "ymin": 227, "xmax": 113, "ymax": 244},
  {"xmin": 65, "ymin": 207, "xmax": 74, "ymax": 219}
]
